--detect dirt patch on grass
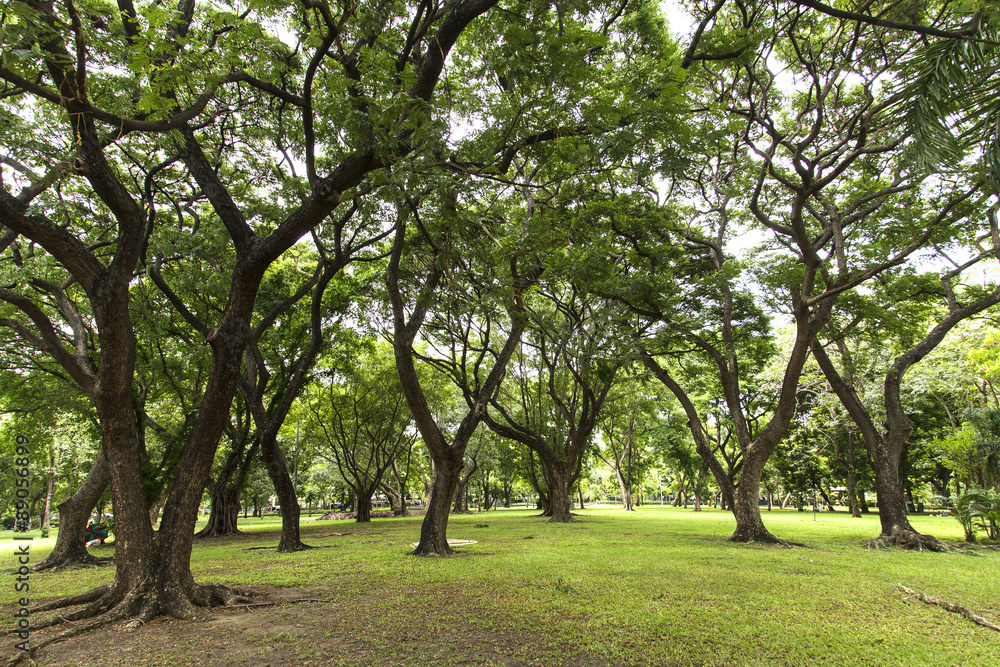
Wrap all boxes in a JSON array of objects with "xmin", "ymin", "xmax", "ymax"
[{"xmin": 16, "ymin": 583, "xmax": 610, "ymax": 667}]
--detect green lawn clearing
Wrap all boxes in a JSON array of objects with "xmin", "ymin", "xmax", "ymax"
[{"xmin": 3, "ymin": 506, "xmax": 997, "ymax": 666}]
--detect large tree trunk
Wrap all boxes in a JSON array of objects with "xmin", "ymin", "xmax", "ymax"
[
  {"xmin": 33, "ymin": 449, "xmax": 111, "ymax": 571},
  {"xmin": 728, "ymin": 456, "xmax": 785, "ymax": 544},
  {"xmin": 196, "ymin": 484, "xmax": 243, "ymax": 537},
  {"xmin": 867, "ymin": 425, "xmax": 929, "ymax": 546},
  {"xmin": 356, "ymin": 493, "xmax": 373, "ymax": 523},
  {"xmin": 541, "ymin": 460, "xmax": 575, "ymax": 523},
  {"xmin": 411, "ymin": 452, "xmax": 463, "ymax": 556}
]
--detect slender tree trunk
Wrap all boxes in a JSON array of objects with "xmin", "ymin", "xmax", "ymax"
[
  {"xmin": 694, "ymin": 462, "xmax": 707, "ymax": 512},
  {"xmin": 261, "ymin": 435, "xmax": 308, "ymax": 552},
  {"xmin": 41, "ymin": 451, "xmax": 55, "ymax": 528},
  {"xmin": 819, "ymin": 487, "xmax": 835, "ymax": 512},
  {"xmin": 857, "ymin": 489, "xmax": 870, "ymax": 513},
  {"xmin": 846, "ymin": 428, "xmax": 861, "ymax": 517},
  {"xmin": 615, "ymin": 468, "xmax": 633, "ymax": 511}
]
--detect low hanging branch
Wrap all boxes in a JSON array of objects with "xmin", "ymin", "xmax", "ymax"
[{"xmin": 898, "ymin": 584, "xmax": 1000, "ymax": 633}]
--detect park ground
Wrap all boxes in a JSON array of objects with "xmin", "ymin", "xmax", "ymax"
[{"xmin": 2, "ymin": 506, "xmax": 998, "ymax": 666}]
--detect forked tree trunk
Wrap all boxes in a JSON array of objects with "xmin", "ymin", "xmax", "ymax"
[
  {"xmin": 615, "ymin": 468, "xmax": 633, "ymax": 511},
  {"xmin": 33, "ymin": 449, "xmax": 111, "ymax": 571}
]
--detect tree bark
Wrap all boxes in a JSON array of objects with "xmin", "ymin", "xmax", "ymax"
[
  {"xmin": 196, "ymin": 437, "xmax": 257, "ymax": 538},
  {"xmin": 411, "ymin": 450, "xmax": 463, "ymax": 555},
  {"xmin": 846, "ymin": 427, "xmax": 861, "ymax": 517},
  {"xmin": 728, "ymin": 453, "xmax": 785, "ymax": 543},
  {"xmin": 33, "ymin": 448, "xmax": 111, "ymax": 571},
  {"xmin": 541, "ymin": 460, "xmax": 575, "ymax": 523},
  {"xmin": 261, "ymin": 435, "xmax": 309, "ymax": 551},
  {"xmin": 356, "ymin": 493, "xmax": 373, "ymax": 523}
]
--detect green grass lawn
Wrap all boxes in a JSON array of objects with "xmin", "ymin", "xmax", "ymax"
[{"xmin": 3, "ymin": 506, "xmax": 998, "ymax": 666}]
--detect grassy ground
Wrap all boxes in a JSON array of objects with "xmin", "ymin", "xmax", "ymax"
[{"xmin": 2, "ymin": 506, "xmax": 998, "ymax": 666}]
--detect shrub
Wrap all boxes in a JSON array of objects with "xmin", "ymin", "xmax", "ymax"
[{"xmin": 954, "ymin": 489, "xmax": 1000, "ymax": 542}]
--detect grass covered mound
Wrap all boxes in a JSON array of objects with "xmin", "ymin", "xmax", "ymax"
[{"xmin": 3, "ymin": 506, "xmax": 998, "ymax": 666}]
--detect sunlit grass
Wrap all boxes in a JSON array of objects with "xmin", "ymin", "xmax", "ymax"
[{"xmin": 2, "ymin": 506, "xmax": 997, "ymax": 665}]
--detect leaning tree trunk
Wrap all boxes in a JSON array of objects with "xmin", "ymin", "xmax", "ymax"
[
  {"xmin": 33, "ymin": 448, "xmax": 111, "ymax": 571},
  {"xmin": 616, "ymin": 470, "xmax": 633, "ymax": 511},
  {"xmin": 261, "ymin": 434, "xmax": 309, "ymax": 552},
  {"xmin": 866, "ymin": 426, "xmax": 942, "ymax": 549}
]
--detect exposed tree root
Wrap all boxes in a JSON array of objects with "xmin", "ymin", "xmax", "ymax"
[
  {"xmin": 6, "ymin": 606, "xmax": 129, "ymax": 666},
  {"xmin": 899, "ymin": 584, "xmax": 1000, "ymax": 632},
  {"xmin": 197, "ymin": 583, "xmax": 256, "ymax": 606},
  {"xmin": 728, "ymin": 529, "xmax": 809, "ymax": 548},
  {"xmin": 231, "ymin": 598, "xmax": 324, "ymax": 609},
  {"xmin": 30, "ymin": 553, "xmax": 113, "ymax": 573},
  {"xmin": 274, "ymin": 542, "xmax": 315, "ymax": 553},
  {"xmin": 4, "ymin": 581, "xmax": 258, "ymax": 666},
  {"xmin": 866, "ymin": 530, "xmax": 949, "ymax": 553},
  {"xmin": 29, "ymin": 585, "xmax": 111, "ymax": 615},
  {"xmin": 195, "ymin": 528, "xmax": 246, "ymax": 539}
]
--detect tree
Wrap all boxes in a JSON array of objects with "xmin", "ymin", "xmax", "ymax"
[
  {"xmin": 1, "ymin": 0, "xmax": 509, "ymax": 642},
  {"xmin": 483, "ymin": 284, "xmax": 622, "ymax": 522},
  {"xmin": 814, "ymin": 262, "xmax": 1000, "ymax": 549},
  {"xmin": 306, "ymin": 343, "xmax": 417, "ymax": 523},
  {"xmin": 592, "ymin": 0, "xmax": 986, "ymax": 545},
  {"xmin": 594, "ymin": 375, "xmax": 663, "ymax": 511},
  {"xmin": 386, "ymin": 189, "xmax": 539, "ymax": 552}
]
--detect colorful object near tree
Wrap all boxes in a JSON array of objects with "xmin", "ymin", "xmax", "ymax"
[{"xmin": 85, "ymin": 523, "xmax": 109, "ymax": 543}]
